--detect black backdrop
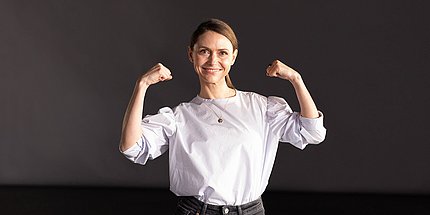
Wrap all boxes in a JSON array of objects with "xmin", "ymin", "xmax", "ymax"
[{"xmin": 1, "ymin": 0, "xmax": 429, "ymax": 195}]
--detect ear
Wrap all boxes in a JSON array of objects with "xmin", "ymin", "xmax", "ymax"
[
  {"xmin": 231, "ymin": 49, "xmax": 238, "ymax": 65},
  {"xmin": 187, "ymin": 46, "xmax": 193, "ymax": 63}
]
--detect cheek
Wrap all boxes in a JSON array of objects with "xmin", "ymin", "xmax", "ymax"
[
  {"xmin": 221, "ymin": 58, "xmax": 234, "ymax": 67},
  {"xmin": 194, "ymin": 55, "xmax": 207, "ymax": 65}
]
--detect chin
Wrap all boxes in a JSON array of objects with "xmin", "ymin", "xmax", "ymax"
[{"xmin": 200, "ymin": 76, "xmax": 224, "ymax": 85}]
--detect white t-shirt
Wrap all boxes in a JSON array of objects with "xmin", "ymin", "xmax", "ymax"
[{"xmin": 121, "ymin": 90, "xmax": 326, "ymax": 205}]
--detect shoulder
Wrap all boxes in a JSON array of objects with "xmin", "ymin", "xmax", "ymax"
[
  {"xmin": 172, "ymin": 98, "xmax": 200, "ymax": 113},
  {"xmin": 235, "ymin": 90, "xmax": 269, "ymax": 110},
  {"xmin": 237, "ymin": 90, "xmax": 268, "ymax": 101},
  {"xmin": 236, "ymin": 90, "xmax": 289, "ymax": 109}
]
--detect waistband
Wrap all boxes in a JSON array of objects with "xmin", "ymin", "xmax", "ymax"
[{"xmin": 178, "ymin": 196, "xmax": 263, "ymax": 214}]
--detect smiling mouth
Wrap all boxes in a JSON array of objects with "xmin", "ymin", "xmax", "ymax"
[{"xmin": 203, "ymin": 67, "xmax": 222, "ymax": 72}]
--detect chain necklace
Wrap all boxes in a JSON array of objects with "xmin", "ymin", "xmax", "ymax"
[{"xmin": 202, "ymin": 98, "xmax": 231, "ymax": 123}]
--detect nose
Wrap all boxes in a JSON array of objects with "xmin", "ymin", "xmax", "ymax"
[{"xmin": 208, "ymin": 53, "xmax": 218, "ymax": 64}]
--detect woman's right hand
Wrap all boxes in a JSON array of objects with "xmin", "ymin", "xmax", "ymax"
[
  {"xmin": 138, "ymin": 63, "xmax": 173, "ymax": 87},
  {"xmin": 120, "ymin": 63, "xmax": 172, "ymax": 151}
]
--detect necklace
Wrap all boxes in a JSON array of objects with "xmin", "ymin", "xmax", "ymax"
[{"xmin": 203, "ymin": 98, "xmax": 230, "ymax": 123}]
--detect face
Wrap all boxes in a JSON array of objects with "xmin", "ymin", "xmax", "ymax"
[{"xmin": 188, "ymin": 31, "xmax": 238, "ymax": 86}]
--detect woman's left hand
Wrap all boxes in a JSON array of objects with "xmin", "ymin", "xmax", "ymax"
[
  {"xmin": 266, "ymin": 59, "xmax": 319, "ymax": 118},
  {"xmin": 266, "ymin": 60, "xmax": 301, "ymax": 83}
]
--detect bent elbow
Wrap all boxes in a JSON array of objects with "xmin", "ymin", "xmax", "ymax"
[
  {"xmin": 303, "ymin": 128, "xmax": 327, "ymax": 145},
  {"xmin": 119, "ymin": 141, "xmax": 132, "ymax": 153},
  {"xmin": 311, "ymin": 129, "xmax": 327, "ymax": 144}
]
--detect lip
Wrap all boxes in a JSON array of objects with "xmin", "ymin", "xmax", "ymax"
[{"xmin": 202, "ymin": 67, "xmax": 222, "ymax": 73}]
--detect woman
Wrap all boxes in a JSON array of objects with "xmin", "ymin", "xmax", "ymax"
[{"xmin": 120, "ymin": 18, "xmax": 326, "ymax": 215}]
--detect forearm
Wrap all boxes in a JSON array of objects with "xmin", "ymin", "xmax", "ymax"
[
  {"xmin": 290, "ymin": 75, "xmax": 319, "ymax": 118},
  {"xmin": 120, "ymin": 81, "xmax": 149, "ymax": 151}
]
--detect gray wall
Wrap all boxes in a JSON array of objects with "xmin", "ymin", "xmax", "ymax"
[{"xmin": 1, "ymin": 0, "xmax": 429, "ymax": 194}]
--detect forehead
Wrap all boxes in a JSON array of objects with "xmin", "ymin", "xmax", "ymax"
[{"xmin": 194, "ymin": 31, "xmax": 233, "ymax": 50}]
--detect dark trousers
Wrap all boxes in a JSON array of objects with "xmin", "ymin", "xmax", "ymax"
[{"xmin": 174, "ymin": 196, "xmax": 265, "ymax": 215}]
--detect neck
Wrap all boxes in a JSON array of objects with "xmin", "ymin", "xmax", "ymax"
[{"xmin": 199, "ymin": 82, "xmax": 235, "ymax": 99}]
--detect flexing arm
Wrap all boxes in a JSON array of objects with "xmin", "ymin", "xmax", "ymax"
[
  {"xmin": 120, "ymin": 63, "xmax": 172, "ymax": 151},
  {"xmin": 266, "ymin": 60, "xmax": 319, "ymax": 118}
]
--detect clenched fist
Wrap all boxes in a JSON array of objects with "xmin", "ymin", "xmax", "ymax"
[
  {"xmin": 266, "ymin": 60, "xmax": 301, "ymax": 83},
  {"xmin": 139, "ymin": 63, "xmax": 173, "ymax": 87}
]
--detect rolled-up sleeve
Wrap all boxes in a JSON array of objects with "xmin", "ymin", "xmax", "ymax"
[
  {"xmin": 267, "ymin": 96, "xmax": 326, "ymax": 150},
  {"xmin": 120, "ymin": 107, "xmax": 176, "ymax": 165},
  {"xmin": 299, "ymin": 112, "xmax": 326, "ymax": 145}
]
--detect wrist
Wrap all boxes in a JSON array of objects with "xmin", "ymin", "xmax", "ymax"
[
  {"xmin": 289, "ymin": 73, "xmax": 303, "ymax": 86},
  {"xmin": 136, "ymin": 78, "xmax": 150, "ymax": 90}
]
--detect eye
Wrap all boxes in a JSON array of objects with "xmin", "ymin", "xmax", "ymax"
[
  {"xmin": 220, "ymin": 51, "xmax": 229, "ymax": 56},
  {"xmin": 199, "ymin": 49, "xmax": 210, "ymax": 55}
]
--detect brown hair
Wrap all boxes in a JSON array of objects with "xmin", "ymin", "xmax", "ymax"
[{"xmin": 190, "ymin": 18, "xmax": 238, "ymax": 88}]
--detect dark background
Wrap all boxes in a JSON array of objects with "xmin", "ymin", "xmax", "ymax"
[{"xmin": 1, "ymin": 0, "xmax": 430, "ymax": 213}]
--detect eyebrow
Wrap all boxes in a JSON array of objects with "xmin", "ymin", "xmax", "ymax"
[{"xmin": 197, "ymin": 46, "xmax": 230, "ymax": 52}]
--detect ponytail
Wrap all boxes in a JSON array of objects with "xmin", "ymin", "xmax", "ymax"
[{"xmin": 225, "ymin": 74, "xmax": 235, "ymax": 89}]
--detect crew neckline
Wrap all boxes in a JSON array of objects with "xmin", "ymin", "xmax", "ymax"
[{"xmin": 196, "ymin": 89, "xmax": 239, "ymax": 102}]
